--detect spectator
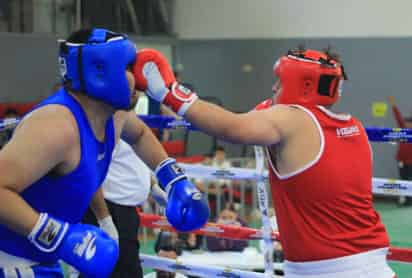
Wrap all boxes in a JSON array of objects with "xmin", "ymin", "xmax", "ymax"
[
  {"xmin": 148, "ymin": 231, "xmax": 188, "ymax": 278},
  {"xmin": 388, "ymin": 96, "xmax": 412, "ymax": 205},
  {"xmin": 154, "ymin": 231, "xmax": 183, "ymax": 255},
  {"xmin": 194, "ymin": 146, "xmax": 232, "ymax": 218},
  {"xmin": 210, "ymin": 146, "xmax": 230, "ymax": 168},
  {"xmin": 179, "ymin": 233, "xmax": 202, "ymax": 251},
  {"xmin": 206, "ymin": 204, "xmax": 248, "ymax": 252}
]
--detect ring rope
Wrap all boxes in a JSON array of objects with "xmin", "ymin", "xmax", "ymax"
[
  {"xmin": 139, "ymin": 212, "xmax": 280, "ymax": 241},
  {"xmin": 2, "ymin": 115, "xmax": 412, "ymax": 196},
  {"xmin": 254, "ymin": 146, "xmax": 274, "ymax": 277},
  {"xmin": 139, "ymin": 212, "xmax": 412, "ymax": 264},
  {"xmin": 140, "ymin": 254, "xmax": 282, "ymax": 278},
  {"xmin": 179, "ymin": 163, "xmax": 412, "ymax": 197},
  {"xmin": 2, "ymin": 116, "xmax": 412, "ymax": 143}
]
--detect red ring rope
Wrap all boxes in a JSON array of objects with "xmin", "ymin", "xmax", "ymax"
[{"xmin": 139, "ymin": 212, "xmax": 412, "ymax": 264}]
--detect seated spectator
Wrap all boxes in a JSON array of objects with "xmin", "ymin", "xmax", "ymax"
[
  {"xmin": 154, "ymin": 231, "xmax": 183, "ymax": 255},
  {"xmin": 206, "ymin": 204, "xmax": 248, "ymax": 252},
  {"xmin": 148, "ymin": 231, "xmax": 188, "ymax": 278},
  {"xmin": 179, "ymin": 233, "xmax": 202, "ymax": 251}
]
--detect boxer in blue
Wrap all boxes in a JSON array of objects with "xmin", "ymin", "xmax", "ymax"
[{"xmin": 0, "ymin": 28, "xmax": 209, "ymax": 278}]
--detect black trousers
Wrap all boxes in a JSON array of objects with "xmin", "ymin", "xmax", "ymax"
[{"xmin": 81, "ymin": 200, "xmax": 143, "ymax": 278}]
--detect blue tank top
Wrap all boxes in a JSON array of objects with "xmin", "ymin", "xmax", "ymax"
[{"xmin": 0, "ymin": 88, "xmax": 115, "ymax": 263}]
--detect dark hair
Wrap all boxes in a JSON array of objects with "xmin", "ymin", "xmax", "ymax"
[
  {"xmin": 65, "ymin": 28, "xmax": 122, "ymax": 44},
  {"xmin": 4, "ymin": 108, "xmax": 18, "ymax": 117},
  {"xmin": 66, "ymin": 28, "xmax": 94, "ymax": 44},
  {"xmin": 224, "ymin": 202, "xmax": 237, "ymax": 212},
  {"xmin": 215, "ymin": 145, "xmax": 225, "ymax": 152},
  {"xmin": 288, "ymin": 44, "xmax": 342, "ymax": 63},
  {"xmin": 288, "ymin": 45, "xmax": 348, "ymax": 80},
  {"xmin": 154, "ymin": 232, "xmax": 183, "ymax": 256},
  {"xmin": 60, "ymin": 29, "xmax": 94, "ymax": 91}
]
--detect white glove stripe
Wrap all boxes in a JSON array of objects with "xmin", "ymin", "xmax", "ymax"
[
  {"xmin": 27, "ymin": 213, "xmax": 48, "ymax": 240},
  {"xmin": 3, "ymin": 268, "xmax": 18, "ymax": 278},
  {"xmin": 142, "ymin": 62, "xmax": 168, "ymax": 103},
  {"xmin": 164, "ymin": 175, "xmax": 187, "ymax": 196},
  {"xmin": 154, "ymin": 158, "xmax": 176, "ymax": 175},
  {"xmin": 16, "ymin": 267, "xmax": 35, "ymax": 278},
  {"xmin": 28, "ymin": 213, "xmax": 69, "ymax": 253}
]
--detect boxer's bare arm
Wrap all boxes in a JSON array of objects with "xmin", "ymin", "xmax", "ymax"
[
  {"xmin": 0, "ymin": 106, "xmax": 77, "ymax": 235},
  {"xmin": 185, "ymin": 100, "xmax": 298, "ymax": 146},
  {"xmin": 114, "ymin": 111, "xmax": 168, "ymax": 169},
  {"xmin": 90, "ymin": 187, "xmax": 110, "ymax": 220}
]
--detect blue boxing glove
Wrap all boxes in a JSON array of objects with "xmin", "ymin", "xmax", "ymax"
[
  {"xmin": 28, "ymin": 213, "xmax": 118, "ymax": 278},
  {"xmin": 155, "ymin": 158, "xmax": 209, "ymax": 231}
]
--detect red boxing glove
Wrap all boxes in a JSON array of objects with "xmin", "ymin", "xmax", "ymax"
[
  {"xmin": 133, "ymin": 48, "xmax": 198, "ymax": 116},
  {"xmin": 133, "ymin": 48, "xmax": 175, "ymax": 91}
]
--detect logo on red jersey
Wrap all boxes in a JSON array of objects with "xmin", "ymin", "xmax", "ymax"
[{"xmin": 336, "ymin": 125, "xmax": 360, "ymax": 137}]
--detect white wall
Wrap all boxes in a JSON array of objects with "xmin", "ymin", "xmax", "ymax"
[{"xmin": 174, "ymin": 0, "xmax": 412, "ymax": 39}]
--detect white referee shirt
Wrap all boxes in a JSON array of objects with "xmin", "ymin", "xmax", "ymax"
[{"xmin": 102, "ymin": 139, "xmax": 151, "ymax": 206}]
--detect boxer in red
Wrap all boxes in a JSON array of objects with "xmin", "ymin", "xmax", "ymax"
[{"xmin": 133, "ymin": 47, "xmax": 396, "ymax": 278}]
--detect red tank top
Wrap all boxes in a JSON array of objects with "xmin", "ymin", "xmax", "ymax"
[{"xmin": 268, "ymin": 105, "xmax": 389, "ymax": 262}]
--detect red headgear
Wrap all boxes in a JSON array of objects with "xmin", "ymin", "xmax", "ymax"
[{"xmin": 274, "ymin": 48, "xmax": 347, "ymax": 106}]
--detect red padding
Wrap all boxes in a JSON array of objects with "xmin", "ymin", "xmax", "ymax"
[
  {"xmin": 388, "ymin": 246, "xmax": 412, "ymax": 263},
  {"xmin": 176, "ymin": 155, "xmax": 205, "ymax": 164},
  {"xmin": 139, "ymin": 212, "xmax": 412, "ymax": 264},
  {"xmin": 162, "ymin": 140, "xmax": 185, "ymax": 156},
  {"xmin": 0, "ymin": 102, "xmax": 37, "ymax": 118},
  {"xmin": 138, "ymin": 212, "xmax": 279, "ymax": 241}
]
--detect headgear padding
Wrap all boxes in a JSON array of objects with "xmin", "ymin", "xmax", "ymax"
[
  {"xmin": 274, "ymin": 48, "xmax": 347, "ymax": 106},
  {"xmin": 59, "ymin": 28, "xmax": 137, "ymax": 109}
]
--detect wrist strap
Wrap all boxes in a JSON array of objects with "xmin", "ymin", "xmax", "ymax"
[
  {"xmin": 166, "ymin": 82, "xmax": 198, "ymax": 116},
  {"xmin": 28, "ymin": 213, "xmax": 69, "ymax": 253},
  {"xmin": 155, "ymin": 158, "xmax": 187, "ymax": 194}
]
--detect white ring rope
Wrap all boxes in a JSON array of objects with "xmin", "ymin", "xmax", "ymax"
[
  {"xmin": 178, "ymin": 163, "xmax": 412, "ymax": 197},
  {"xmin": 0, "ymin": 118, "xmax": 19, "ymax": 131},
  {"xmin": 254, "ymin": 146, "xmax": 274, "ymax": 278},
  {"xmin": 140, "ymin": 254, "xmax": 282, "ymax": 278},
  {"xmin": 372, "ymin": 177, "xmax": 412, "ymax": 197},
  {"xmin": 178, "ymin": 163, "xmax": 266, "ymax": 181}
]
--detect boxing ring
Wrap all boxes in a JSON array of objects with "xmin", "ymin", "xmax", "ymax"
[{"xmin": 2, "ymin": 115, "xmax": 412, "ymax": 277}]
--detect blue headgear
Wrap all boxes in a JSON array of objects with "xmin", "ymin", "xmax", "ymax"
[{"xmin": 58, "ymin": 28, "xmax": 137, "ymax": 109}]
